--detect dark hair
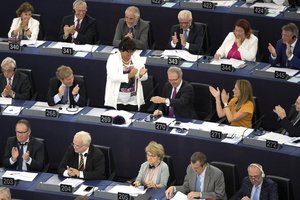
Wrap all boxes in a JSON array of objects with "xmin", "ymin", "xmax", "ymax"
[
  {"xmin": 118, "ymin": 37, "xmax": 136, "ymax": 52},
  {"xmin": 190, "ymin": 152, "xmax": 207, "ymax": 166},
  {"xmin": 16, "ymin": 119, "xmax": 31, "ymax": 131},
  {"xmin": 16, "ymin": 2, "xmax": 34, "ymax": 17},
  {"xmin": 235, "ymin": 19, "xmax": 252, "ymax": 39}
]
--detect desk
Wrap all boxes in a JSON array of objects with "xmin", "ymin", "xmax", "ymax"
[
  {"xmin": 0, "ymin": 105, "xmax": 299, "ymax": 199},
  {"xmin": 0, "ymin": 171, "xmax": 165, "ymax": 200},
  {"xmin": 0, "ymin": 45, "xmax": 299, "ymax": 130},
  {"xmin": 1, "ymin": 0, "xmax": 300, "ymax": 61}
]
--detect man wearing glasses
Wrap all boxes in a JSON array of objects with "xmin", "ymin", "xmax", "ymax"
[
  {"xmin": 3, "ymin": 119, "xmax": 45, "ymax": 171},
  {"xmin": 0, "ymin": 57, "xmax": 31, "ymax": 100},
  {"xmin": 167, "ymin": 10, "xmax": 205, "ymax": 54},
  {"xmin": 58, "ymin": 131, "xmax": 105, "ymax": 180},
  {"xmin": 150, "ymin": 66, "xmax": 196, "ymax": 119},
  {"xmin": 233, "ymin": 163, "xmax": 278, "ymax": 200}
]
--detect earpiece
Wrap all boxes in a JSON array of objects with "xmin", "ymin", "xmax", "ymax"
[{"xmin": 250, "ymin": 163, "xmax": 265, "ymax": 178}]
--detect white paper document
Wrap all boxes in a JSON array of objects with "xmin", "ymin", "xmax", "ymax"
[
  {"xmin": 59, "ymin": 178, "xmax": 84, "ymax": 188},
  {"xmin": 266, "ymin": 67, "xmax": 299, "ymax": 77},
  {"xmin": 156, "ymin": 116, "xmax": 175, "ymax": 125},
  {"xmin": 73, "ymin": 185, "xmax": 98, "ymax": 196},
  {"xmin": 2, "ymin": 106, "xmax": 23, "ymax": 116},
  {"xmin": 30, "ymin": 101, "xmax": 84, "ymax": 115},
  {"xmin": 50, "ymin": 42, "xmax": 98, "ymax": 52},
  {"xmin": 284, "ymin": 137, "xmax": 300, "ymax": 148},
  {"xmin": 257, "ymin": 131, "xmax": 291, "ymax": 144},
  {"xmin": 161, "ymin": 50, "xmax": 201, "ymax": 62},
  {"xmin": 210, "ymin": 58, "xmax": 246, "ymax": 68},
  {"xmin": 250, "ymin": 2, "xmax": 286, "ymax": 11},
  {"xmin": 21, "ymin": 40, "xmax": 46, "ymax": 48},
  {"xmin": 84, "ymin": 108, "xmax": 107, "ymax": 116},
  {"xmin": 2, "ymin": 170, "xmax": 38, "ymax": 181},
  {"xmin": 0, "ymin": 97, "xmax": 12, "ymax": 105},
  {"xmin": 107, "ymin": 185, "xmax": 146, "ymax": 197}
]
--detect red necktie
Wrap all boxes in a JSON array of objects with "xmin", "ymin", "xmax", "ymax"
[
  {"xmin": 75, "ymin": 19, "xmax": 80, "ymax": 32},
  {"xmin": 168, "ymin": 88, "xmax": 176, "ymax": 117}
]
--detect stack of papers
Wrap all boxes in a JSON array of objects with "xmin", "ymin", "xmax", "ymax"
[
  {"xmin": 21, "ymin": 40, "xmax": 46, "ymax": 48},
  {"xmin": 49, "ymin": 42, "xmax": 98, "ymax": 52},
  {"xmin": 265, "ymin": 67, "xmax": 299, "ymax": 77},
  {"xmin": 210, "ymin": 58, "xmax": 246, "ymax": 68},
  {"xmin": 257, "ymin": 132, "xmax": 291, "ymax": 144},
  {"xmin": 0, "ymin": 97, "xmax": 12, "ymax": 105},
  {"xmin": 161, "ymin": 50, "xmax": 200, "ymax": 62},
  {"xmin": 60, "ymin": 178, "xmax": 84, "ymax": 188},
  {"xmin": 2, "ymin": 170, "xmax": 38, "ymax": 181},
  {"xmin": 2, "ymin": 106, "xmax": 23, "ymax": 116},
  {"xmin": 107, "ymin": 185, "xmax": 146, "ymax": 197}
]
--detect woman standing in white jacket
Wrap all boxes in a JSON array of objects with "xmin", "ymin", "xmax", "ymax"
[{"xmin": 104, "ymin": 37, "xmax": 148, "ymax": 111}]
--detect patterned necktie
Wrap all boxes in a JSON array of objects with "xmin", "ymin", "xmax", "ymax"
[
  {"xmin": 75, "ymin": 19, "xmax": 81, "ymax": 32},
  {"xmin": 252, "ymin": 185, "xmax": 259, "ymax": 200},
  {"xmin": 8, "ymin": 78, "xmax": 12, "ymax": 86},
  {"xmin": 78, "ymin": 153, "xmax": 84, "ymax": 171},
  {"xmin": 195, "ymin": 174, "xmax": 201, "ymax": 192},
  {"xmin": 168, "ymin": 88, "xmax": 176, "ymax": 117}
]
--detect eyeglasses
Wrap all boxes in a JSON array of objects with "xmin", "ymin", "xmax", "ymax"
[
  {"xmin": 2, "ymin": 68, "xmax": 14, "ymax": 73},
  {"xmin": 249, "ymin": 175, "xmax": 261, "ymax": 180},
  {"xmin": 16, "ymin": 130, "xmax": 29, "ymax": 134},
  {"xmin": 168, "ymin": 77, "xmax": 180, "ymax": 82},
  {"xmin": 147, "ymin": 154, "xmax": 157, "ymax": 158},
  {"xmin": 72, "ymin": 143, "xmax": 84, "ymax": 149}
]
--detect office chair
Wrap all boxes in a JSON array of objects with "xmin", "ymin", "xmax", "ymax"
[
  {"xmin": 35, "ymin": 137, "xmax": 50, "ymax": 172},
  {"xmin": 163, "ymin": 155, "xmax": 176, "ymax": 187},
  {"xmin": 211, "ymin": 161, "xmax": 239, "ymax": 199},
  {"xmin": 141, "ymin": 75, "xmax": 156, "ymax": 113},
  {"xmin": 74, "ymin": 74, "xmax": 89, "ymax": 106},
  {"xmin": 194, "ymin": 22, "xmax": 211, "ymax": 55},
  {"xmin": 267, "ymin": 175, "xmax": 294, "ymax": 200},
  {"xmin": 252, "ymin": 29, "xmax": 264, "ymax": 62},
  {"xmin": 146, "ymin": 21, "xmax": 155, "ymax": 49},
  {"xmin": 93, "ymin": 144, "xmax": 116, "ymax": 180},
  {"xmin": 15, "ymin": 68, "xmax": 37, "ymax": 100},
  {"xmin": 190, "ymin": 82, "xmax": 216, "ymax": 121},
  {"xmin": 32, "ymin": 13, "xmax": 45, "ymax": 40}
]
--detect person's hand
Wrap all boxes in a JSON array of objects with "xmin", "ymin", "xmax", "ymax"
[
  {"xmin": 139, "ymin": 66, "xmax": 148, "ymax": 76},
  {"xmin": 132, "ymin": 181, "xmax": 141, "ymax": 187},
  {"xmin": 58, "ymin": 83, "xmax": 64, "ymax": 97},
  {"xmin": 25, "ymin": 29, "xmax": 32, "ymax": 37},
  {"xmin": 268, "ymin": 43, "xmax": 276, "ymax": 57},
  {"xmin": 153, "ymin": 109, "xmax": 162, "ymax": 116},
  {"xmin": 150, "ymin": 96, "xmax": 165, "ymax": 104},
  {"xmin": 273, "ymin": 105, "xmax": 286, "ymax": 119},
  {"xmin": 144, "ymin": 181, "xmax": 157, "ymax": 188},
  {"xmin": 221, "ymin": 89, "xmax": 229, "ymax": 105},
  {"xmin": 67, "ymin": 166, "xmax": 80, "ymax": 177},
  {"xmin": 23, "ymin": 151, "xmax": 30, "ymax": 162},
  {"xmin": 69, "ymin": 25, "xmax": 76, "ymax": 35},
  {"xmin": 214, "ymin": 53, "xmax": 221, "ymax": 60},
  {"xmin": 241, "ymin": 196, "xmax": 250, "ymax": 200},
  {"xmin": 209, "ymin": 86, "xmax": 220, "ymax": 99},
  {"xmin": 63, "ymin": 25, "xmax": 71, "ymax": 36},
  {"xmin": 125, "ymin": 32, "xmax": 133, "ymax": 39},
  {"xmin": 187, "ymin": 191, "xmax": 201, "ymax": 200},
  {"xmin": 172, "ymin": 32, "xmax": 178, "ymax": 45},
  {"xmin": 128, "ymin": 68, "xmax": 138, "ymax": 79},
  {"xmin": 165, "ymin": 186, "xmax": 174, "ymax": 199},
  {"xmin": 11, "ymin": 147, "xmax": 19, "ymax": 162},
  {"xmin": 285, "ymin": 42, "xmax": 292, "ymax": 59},
  {"xmin": 235, "ymin": 37, "xmax": 242, "ymax": 47},
  {"xmin": 72, "ymin": 84, "xmax": 80, "ymax": 96},
  {"xmin": 180, "ymin": 33, "xmax": 186, "ymax": 47}
]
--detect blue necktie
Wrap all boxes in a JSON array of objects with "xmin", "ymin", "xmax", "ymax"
[
  {"xmin": 184, "ymin": 30, "xmax": 188, "ymax": 41},
  {"xmin": 195, "ymin": 174, "xmax": 201, "ymax": 192},
  {"xmin": 17, "ymin": 143, "xmax": 25, "ymax": 170},
  {"xmin": 252, "ymin": 185, "xmax": 259, "ymax": 200}
]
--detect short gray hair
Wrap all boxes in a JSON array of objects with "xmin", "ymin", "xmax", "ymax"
[
  {"xmin": 1, "ymin": 57, "xmax": 16, "ymax": 69},
  {"xmin": 73, "ymin": 0, "xmax": 87, "ymax": 9},
  {"xmin": 282, "ymin": 23, "xmax": 299, "ymax": 38},
  {"xmin": 167, "ymin": 66, "xmax": 183, "ymax": 78},
  {"xmin": 0, "ymin": 187, "xmax": 11, "ymax": 200},
  {"xmin": 125, "ymin": 6, "xmax": 140, "ymax": 19},
  {"xmin": 74, "ymin": 131, "xmax": 91, "ymax": 146},
  {"xmin": 178, "ymin": 10, "xmax": 192, "ymax": 21}
]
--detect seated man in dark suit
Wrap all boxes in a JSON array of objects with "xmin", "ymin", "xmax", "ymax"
[
  {"xmin": 268, "ymin": 23, "xmax": 300, "ymax": 69},
  {"xmin": 47, "ymin": 65, "xmax": 86, "ymax": 107},
  {"xmin": 165, "ymin": 152, "xmax": 226, "ymax": 199},
  {"xmin": 233, "ymin": 163, "xmax": 278, "ymax": 200},
  {"xmin": 58, "ymin": 0, "xmax": 97, "ymax": 44},
  {"xmin": 58, "ymin": 131, "xmax": 105, "ymax": 180},
  {"xmin": 3, "ymin": 119, "xmax": 45, "ymax": 172},
  {"xmin": 167, "ymin": 10, "xmax": 205, "ymax": 55},
  {"xmin": 113, "ymin": 6, "xmax": 149, "ymax": 49},
  {"xmin": 150, "ymin": 66, "xmax": 196, "ymax": 119},
  {"xmin": 273, "ymin": 95, "xmax": 300, "ymax": 137},
  {"xmin": 0, "ymin": 57, "xmax": 31, "ymax": 100}
]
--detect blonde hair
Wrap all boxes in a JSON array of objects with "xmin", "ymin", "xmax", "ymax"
[
  {"xmin": 56, "ymin": 65, "xmax": 73, "ymax": 81},
  {"xmin": 235, "ymin": 79, "xmax": 254, "ymax": 109},
  {"xmin": 145, "ymin": 141, "xmax": 165, "ymax": 160}
]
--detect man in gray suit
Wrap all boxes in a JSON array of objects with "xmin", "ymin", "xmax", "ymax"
[
  {"xmin": 165, "ymin": 152, "xmax": 227, "ymax": 199},
  {"xmin": 113, "ymin": 6, "xmax": 149, "ymax": 50}
]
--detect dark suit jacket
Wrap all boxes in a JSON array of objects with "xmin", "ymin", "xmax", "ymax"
[
  {"xmin": 58, "ymin": 14, "xmax": 97, "ymax": 44},
  {"xmin": 0, "ymin": 71, "xmax": 32, "ymax": 100},
  {"xmin": 233, "ymin": 177, "xmax": 278, "ymax": 200},
  {"xmin": 3, "ymin": 136, "xmax": 45, "ymax": 172},
  {"xmin": 269, "ymin": 39, "xmax": 300, "ymax": 69},
  {"xmin": 168, "ymin": 22, "xmax": 205, "ymax": 54},
  {"xmin": 58, "ymin": 145, "xmax": 106, "ymax": 180},
  {"xmin": 279, "ymin": 104, "xmax": 300, "ymax": 137},
  {"xmin": 176, "ymin": 164, "xmax": 227, "ymax": 199},
  {"xmin": 113, "ymin": 18, "xmax": 149, "ymax": 49},
  {"xmin": 47, "ymin": 77, "xmax": 87, "ymax": 107},
  {"xmin": 158, "ymin": 80, "xmax": 197, "ymax": 119}
]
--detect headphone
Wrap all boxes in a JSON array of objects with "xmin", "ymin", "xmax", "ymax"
[{"xmin": 249, "ymin": 163, "xmax": 265, "ymax": 178}]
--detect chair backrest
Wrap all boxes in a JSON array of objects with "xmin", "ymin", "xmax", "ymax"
[
  {"xmin": 74, "ymin": 74, "xmax": 89, "ymax": 106},
  {"xmin": 141, "ymin": 75, "xmax": 155, "ymax": 113},
  {"xmin": 211, "ymin": 161, "xmax": 239, "ymax": 199},
  {"xmin": 93, "ymin": 144, "xmax": 116, "ymax": 180},
  {"xmin": 146, "ymin": 21, "xmax": 155, "ymax": 49},
  {"xmin": 252, "ymin": 29, "xmax": 264, "ymax": 62},
  {"xmin": 35, "ymin": 137, "xmax": 50, "ymax": 172},
  {"xmin": 163, "ymin": 155, "xmax": 176, "ymax": 187},
  {"xmin": 15, "ymin": 68, "xmax": 37, "ymax": 100},
  {"xmin": 267, "ymin": 175, "xmax": 294, "ymax": 200},
  {"xmin": 190, "ymin": 82, "xmax": 216, "ymax": 121},
  {"xmin": 252, "ymin": 96, "xmax": 263, "ymax": 129},
  {"xmin": 194, "ymin": 22, "xmax": 211, "ymax": 55},
  {"xmin": 32, "ymin": 13, "xmax": 45, "ymax": 40}
]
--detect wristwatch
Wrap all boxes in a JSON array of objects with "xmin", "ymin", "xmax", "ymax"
[{"xmin": 224, "ymin": 102, "xmax": 228, "ymax": 107}]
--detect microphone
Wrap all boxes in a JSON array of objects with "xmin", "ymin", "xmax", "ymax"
[
  {"xmin": 253, "ymin": 114, "xmax": 265, "ymax": 131},
  {"xmin": 84, "ymin": 153, "xmax": 88, "ymax": 157}
]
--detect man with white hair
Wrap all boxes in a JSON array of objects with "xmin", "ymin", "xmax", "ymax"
[
  {"xmin": 58, "ymin": 131, "xmax": 105, "ymax": 180},
  {"xmin": 113, "ymin": 6, "xmax": 149, "ymax": 49},
  {"xmin": 0, "ymin": 57, "xmax": 31, "ymax": 99},
  {"xmin": 168, "ymin": 10, "xmax": 205, "ymax": 54},
  {"xmin": 0, "ymin": 187, "xmax": 11, "ymax": 200},
  {"xmin": 58, "ymin": 0, "xmax": 97, "ymax": 44}
]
